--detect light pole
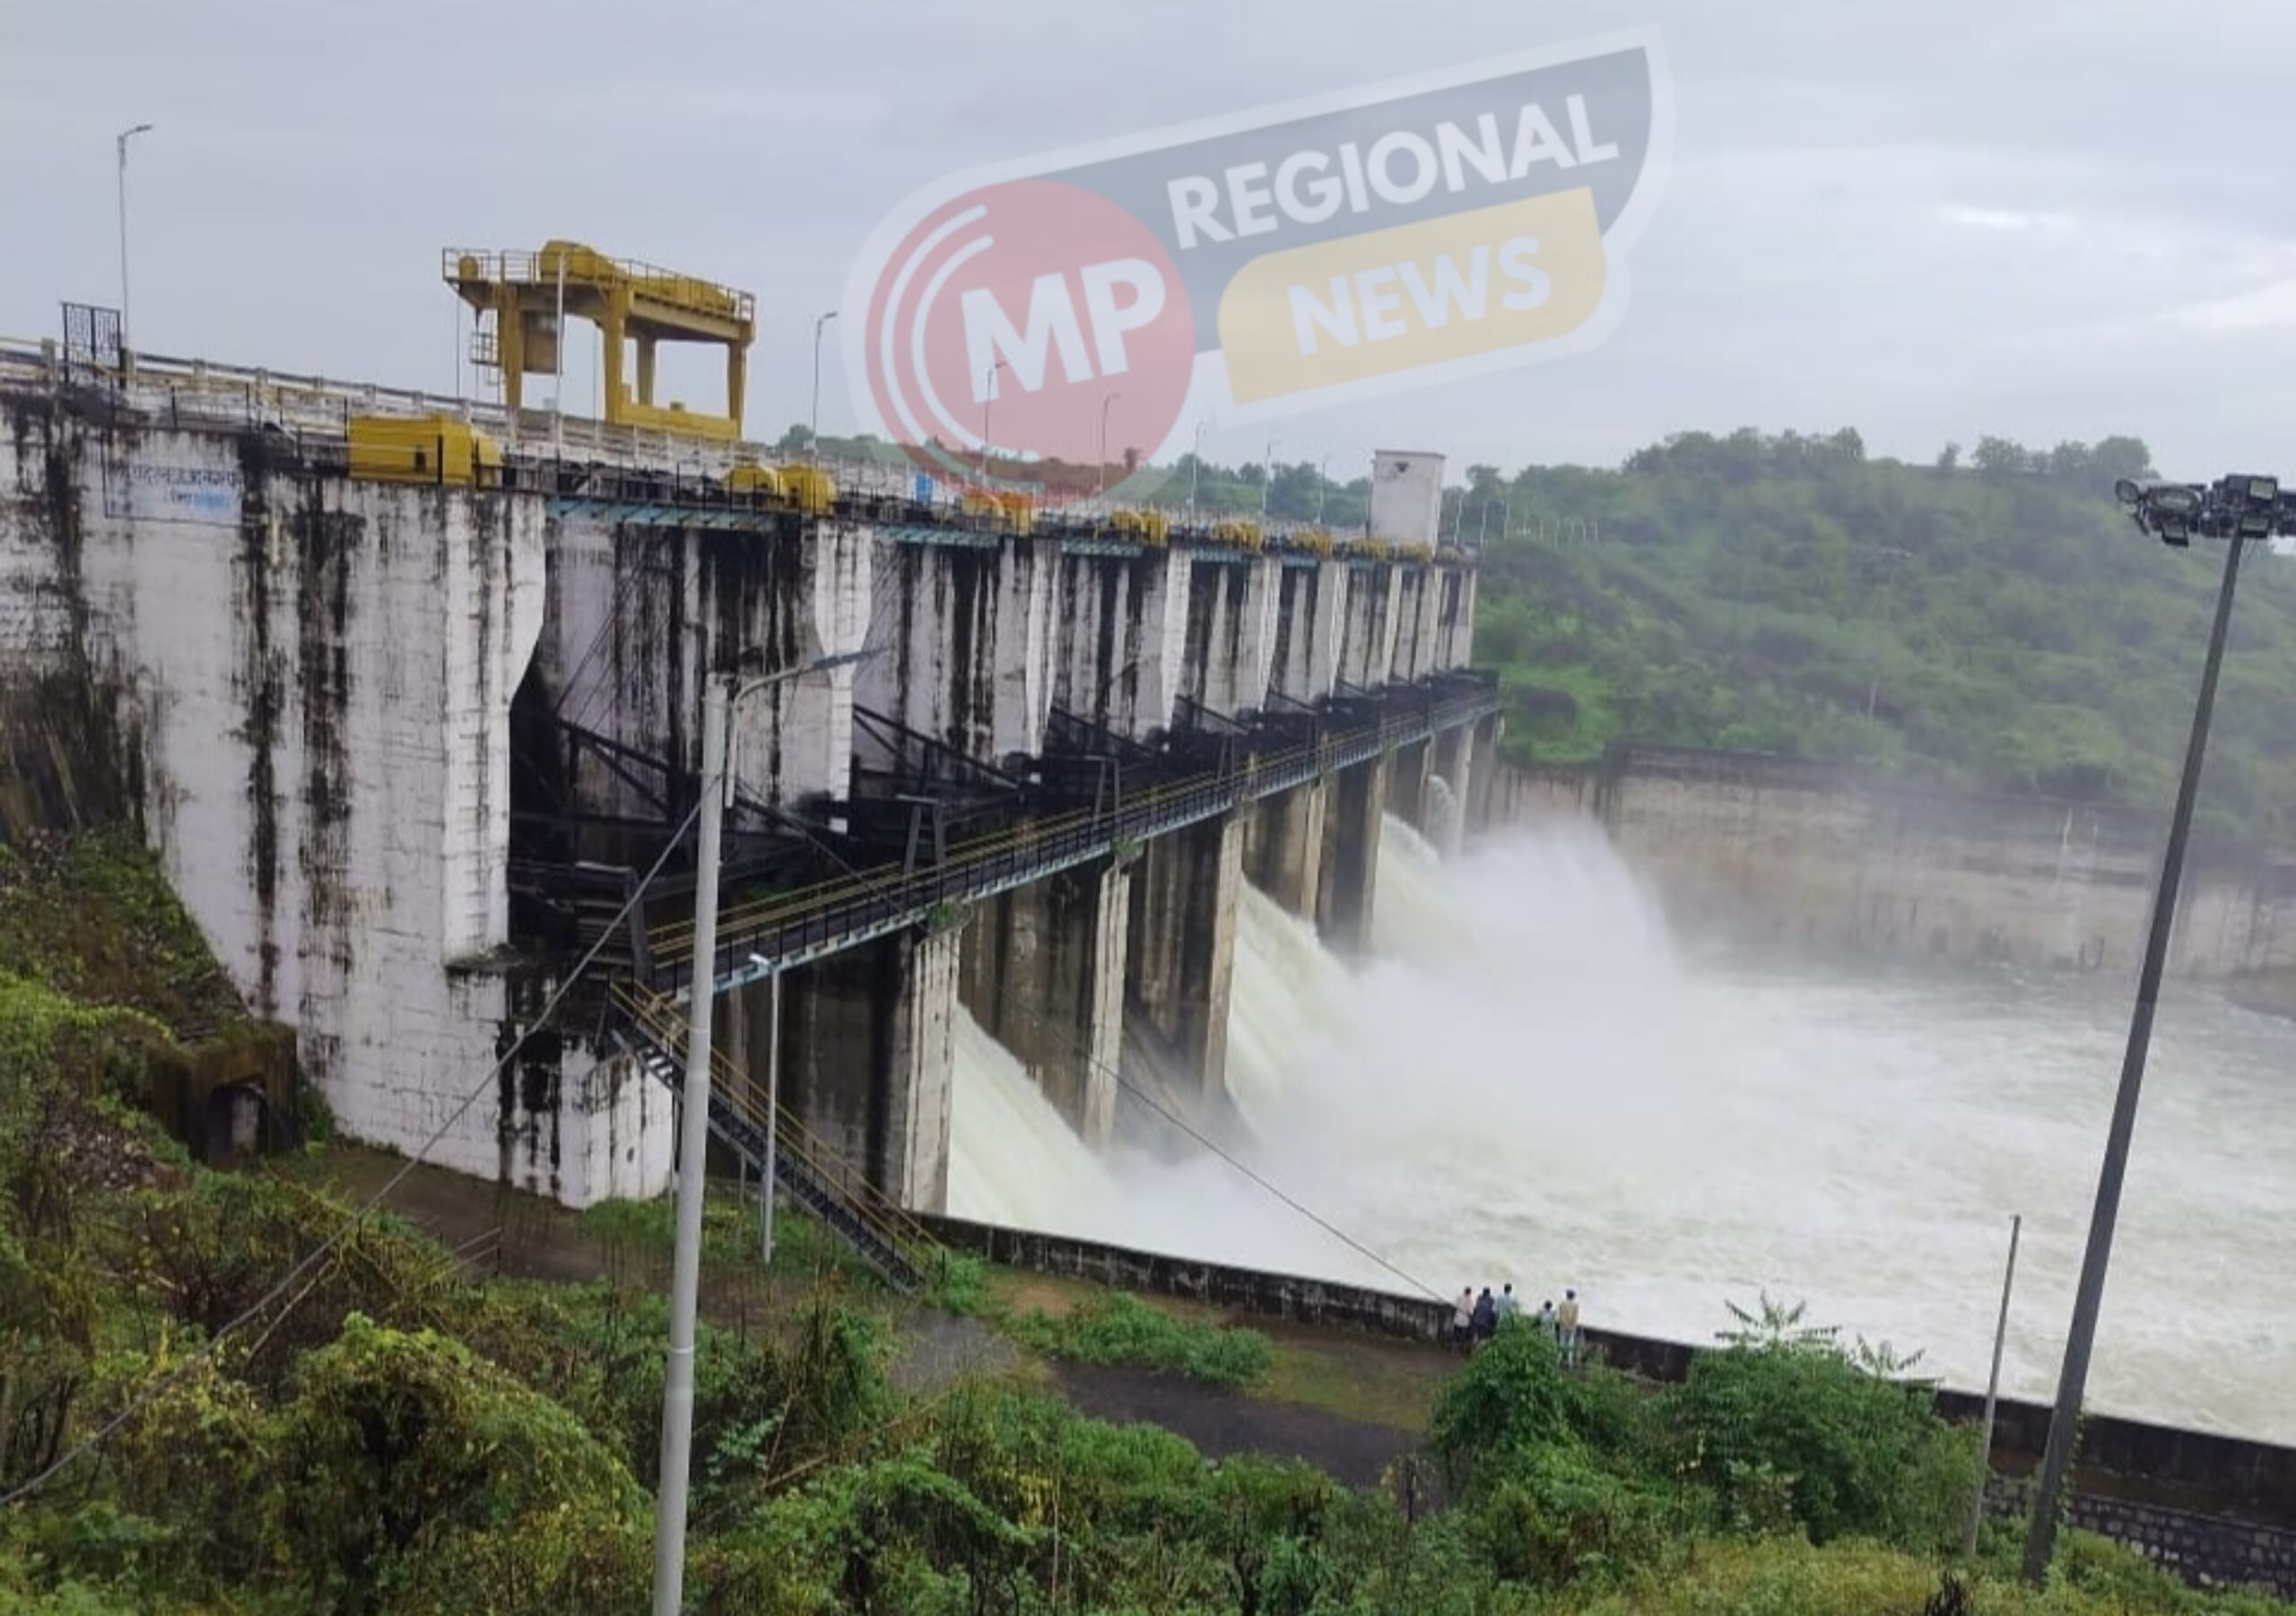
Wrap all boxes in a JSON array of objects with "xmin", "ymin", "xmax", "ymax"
[
  {"xmin": 116, "ymin": 124, "xmax": 154, "ymax": 352},
  {"xmin": 652, "ymin": 651, "xmax": 870, "ymax": 1616},
  {"xmin": 2021, "ymin": 472, "xmax": 2293, "ymax": 1585},
  {"xmin": 1187, "ymin": 419, "xmax": 1208, "ymax": 530},
  {"xmin": 809, "ymin": 309, "xmax": 839, "ymax": 465},
  {"xmin": 1258, "ymin": 439, "xmax": 1279, "ymax": 518},
  {"xmin": 978, "ymin": 359, "xmax": 1007, "ymax": 485},
  {"xmin": 1315, "ymin": 452, "xmax": 1333, "ymax": 525},
  {"xmin": 1099, "ymin": 388, "xmax": 1123, "ymax": 504},
  {"xmin": 1865, "ymin": 545, "xmax": 1912, "ymax": 718}
]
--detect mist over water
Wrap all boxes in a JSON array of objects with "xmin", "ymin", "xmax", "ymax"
[{"xmin": 949, "ymin": 818, "xmax": 2296, "ymax": 1441}]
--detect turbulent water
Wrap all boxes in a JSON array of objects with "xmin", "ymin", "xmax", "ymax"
[{"xmin": 948, "ymin": 818, "xmax": 2296, "ymax": 1441}]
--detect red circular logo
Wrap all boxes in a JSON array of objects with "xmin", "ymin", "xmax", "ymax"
[{"xmin": 863, "ymin": 179, "xmax": 1195, "ymax": 506}]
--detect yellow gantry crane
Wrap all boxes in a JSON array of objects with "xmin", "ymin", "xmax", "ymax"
[{"xmin": 444, "ymin": 240, "xmax": 755, "ymax": 440}]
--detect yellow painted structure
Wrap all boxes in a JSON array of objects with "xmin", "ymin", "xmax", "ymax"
[
  {"xmin": 1292, "ymin": 527, "xmax": 1335, "ymax": 558},
  {"xmin": 780, "ymin": 465, "xmax": 837, "ymax": 515},
  {"xmin": 445, "ymin": 242, "xmax": 755, "ymax": 441},
  {"xmin": 726, "ymin": 463, "xmax": 784, "ymax": 497},
  {"xmin": 346, "ymin": 415, "xmax": 502, "ymax": 485},
  {"xmin": 1112, "ymin": 508, "xmax": 1170, "ymax": 545},
  {"xmin": 1211, "ymin": 518, "xmax": 1263, "ymax": 552}
]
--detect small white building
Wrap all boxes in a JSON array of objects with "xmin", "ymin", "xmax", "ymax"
[{"xmin": 1370, "ymin": 449, "xmax": 1446, "ymax": 547}]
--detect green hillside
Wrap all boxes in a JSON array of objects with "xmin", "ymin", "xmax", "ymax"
[{"xmin": 1465, "ymin": 431, "xmax": 2296, "ymax": 838}]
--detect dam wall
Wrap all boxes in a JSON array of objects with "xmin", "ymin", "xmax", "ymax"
[
  {"xmin": 1487, "ymin": 746, "xmax": 2296, "ymax": 979},
  {"xmin": 1, "ymin": 357, "xmax": 1490, "ymax": 1212}
]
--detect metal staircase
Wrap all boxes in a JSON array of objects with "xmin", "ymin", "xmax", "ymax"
[{"xmin": 609, "ymin": 984, "xmax": 941, "ymax": 1292}]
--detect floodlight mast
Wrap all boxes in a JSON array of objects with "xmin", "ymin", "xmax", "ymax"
[{"xmin": 2022, "ymin": 473, "xmax": 2291, "ymax": 1585}]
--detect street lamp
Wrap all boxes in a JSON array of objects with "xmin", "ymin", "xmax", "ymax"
[
  {"xmin": 978, "ymin": 359, "xmax": 1008, "ymax": 485},
  {"xmin": 2021, "ymin": 471, "xmax": 2296, "ymax": 1585},
  {"xmin": 1186, "ymin": 418, "xmax": 1209, "ymax": 531},
  {"xmin": 1099, "ymin": 388, "xmax": 1123, "ymax": 504},
  {"xmin": 1315, "ymin": 452, "xmax": 1334, "ymax": 525},
  {"xmin": 809, "ymin": 310, "xmax": 839, "ymax": 466},
  {"xmin": 652, "ymin": 651, "xmax": 871, "ymax": 1616},
  {"xmin": 116, "ymin": 124, "xmax": 154, "ymax": 352},
  {"xmin": 1259, "ymin": 439, "xmax": 1279, "ymax": 518}
]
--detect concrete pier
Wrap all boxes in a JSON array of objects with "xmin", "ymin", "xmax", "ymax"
[
  {"xmin": 1124, "ymin": 812, "xmax": 1245, "ymax": 1102},
  {"xmin": 1386, "ymin": 736, "xmax": 1432, "ymax": 834},
  {"xmin": 1242, "ymin": 779, "xmax": 1327, "ymax": 921},
  {"xmin": 768, "ymin": 925, "xmax": 960, "ymax": 1213},
  {"xmin": 1427, "ymin": 723, "xmax": 1475, "ymax": 857},
  {"xmin": 959, "ymin": 858, "xmax": 1131, "ymax": 1147},
  {"xmin": 1317, "ymin": 754, "xmax": 1388, "ymax": 958}
]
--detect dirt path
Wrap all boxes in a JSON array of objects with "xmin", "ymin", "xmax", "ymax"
[{"xmin": 1050, "ymin": 1361, "xmax": 1425, "ymax": 1489}]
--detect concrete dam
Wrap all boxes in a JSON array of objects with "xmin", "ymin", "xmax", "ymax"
[{"xmin": 0, "ymin": 341, "xmax": 1499, "ymax": 1217}]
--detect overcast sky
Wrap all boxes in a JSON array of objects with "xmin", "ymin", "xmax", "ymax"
[{"xmin": 6, "ymin": 1, "xmax": 2294, "ymax": 481}]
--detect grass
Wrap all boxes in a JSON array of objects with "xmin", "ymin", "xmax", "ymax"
[
  {"xmin": 937, "ymin": 1262, "xmax": 1278, "ymax": 1390},
  {"xmin": 0, "ymin": 830, "xmax": 244, "ymax": 1040}
]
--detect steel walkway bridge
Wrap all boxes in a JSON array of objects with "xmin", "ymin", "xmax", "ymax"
[{"xmin": 647, "ymin": 677, "xmax": 1505, "ymax": 1002}]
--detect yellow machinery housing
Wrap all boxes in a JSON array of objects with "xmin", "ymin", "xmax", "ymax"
[
  {"xmin": 1112, "ymin": 508, "xmax": 1170, "ymax": 545},
  {"xmin": 445, "ymin": 241, "xmax": 755, "ymax": 442},
  {"xmin": 726, "ymin": 462, "xmax": 785, "ymax": 498},
  {"xmin": 1211, "ymin": 518, "xmax": 1263, "ymax": 552},
  {"xmin": 1292, "ymin": 527, "xmax": 1336, "ymax": 558},
  {"xmin": 780, "ymin": 465, "xmax": 837, "ymax": 515},
  {"xmin": 347, "ymin": 415, "xmax": 502, "ymax": 485}
]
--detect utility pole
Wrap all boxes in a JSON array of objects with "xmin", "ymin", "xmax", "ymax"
[
  {"xmin": 1259, "ymin": 439, "xmax": 1279, "ymax": 518},
  {"xmin": 116, "ymin": 124, "xmax": 154, "ymax": 352},
  {"xmin": 652, "ymin": 679, "xmax": 726, "ymax": 1616},
  {"xmin": 1099, "ymin": 389, "xmax": 1123, "ymax": 504},
  {"xmin": 2023, "ymin": 470, "xmax": 2289, "ymax": 1583},
  {"xmin": 552, "ymin": 250, "xmax": 568, "ymax": 454},
  {"xmin": 1865, "ymin": 545, "xmax": 1912, "ymax": 718},
  {"xmin": 1187, "ymin": 419, "xmax": 1208, "ymax": 530},
  {"xmin": 978, "ymin": 359, "xmax": 1007, "ymax": 485},
  {"xmin": 1315, "ymin": 452, "xmax": 1333, "ymax": 525},
  {"xmin": 810, "ymin": 309, "xmax": 839, "ymax": 465},
  {"xmin": 1968, "ymin": 1213, "xmax": 2022, "ymax": 1560},
  {"xmin": 653, "ymin": 651, "xmax": 870, "ymax": 1616}
]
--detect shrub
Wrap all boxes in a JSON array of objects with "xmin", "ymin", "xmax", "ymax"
[
  {"xmin": 1662, "ymin": 1297, "xmax": 1977, "ymax": 1549},
  {"xmin": 1010, "ymin": 1292, "xmax": 1274, "ymax": 1388}
]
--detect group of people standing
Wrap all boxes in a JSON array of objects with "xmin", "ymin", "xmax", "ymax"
[{"xmin": 1451, "ymin": 1283, "xmax": 1583, "ymax": 1366}]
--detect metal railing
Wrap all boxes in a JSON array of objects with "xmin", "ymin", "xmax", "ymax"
[
  {"xmin": 613, "ymin": 982, "xmax": 942, "ymax": 1289},
  {"xmin": 442, "ymin": 247, "xmax": 756, "ymax": 324},
  {"xmin": 648, "ymin": 683, "xmax": 1501, "ymax": 997}
]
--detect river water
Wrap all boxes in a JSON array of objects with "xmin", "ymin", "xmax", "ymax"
[{"xmin": 948, "ymin": 818, "xmax": 2296, "ymax": 1442}]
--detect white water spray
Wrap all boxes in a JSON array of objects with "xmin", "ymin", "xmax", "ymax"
[{"xmin": 951, "ymin": 816, "xmax": 2296, "ymax": 1439}]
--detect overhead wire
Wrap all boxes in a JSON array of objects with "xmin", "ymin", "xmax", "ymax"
[
  {"xmin": 0, "ymin": 794, "xmax": 707, "ymax": 1509},
  {"xmin": 716, "ymin": 772, "xmax": 1446, "ymax": 1302}
]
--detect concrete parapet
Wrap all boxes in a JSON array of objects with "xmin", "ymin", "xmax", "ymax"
[{"xmin": 960, "ymin": 857, "xmax": 1130, "ymax": 1147}]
